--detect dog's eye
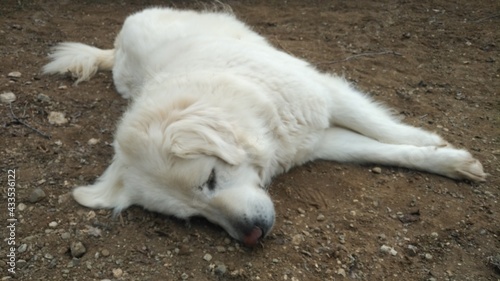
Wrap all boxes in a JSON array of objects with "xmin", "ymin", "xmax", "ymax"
[
  {"xmin": 198, "ymin": 169, "xmax": 216, "ymax": 191},
  {"xmin": 206, "ymin": 169, "xmax": 216, "ymax": 191}
]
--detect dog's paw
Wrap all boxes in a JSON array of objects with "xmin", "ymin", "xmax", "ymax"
[
  {"xmin": 454, "ymin": 157, "xmax": 488, "ymax": 182},
  {"xmin": 436, "ymin": 149, "xmax": 487, "ymax": 182}
]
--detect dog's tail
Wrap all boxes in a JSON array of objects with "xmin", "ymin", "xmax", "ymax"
[{"xmin": 43, "ymin": 42, "xmax": 114, "ymax": 84}]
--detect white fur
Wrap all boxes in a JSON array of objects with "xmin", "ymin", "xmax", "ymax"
[{"xmin": 43, "ymin": 7, "xmax": 486, "ymax": 245}]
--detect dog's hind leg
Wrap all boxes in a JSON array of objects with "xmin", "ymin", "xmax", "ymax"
[
  {"xmin": 326, "ymin": 76, "xmax": 445, "ymax": 147},
  {"xmin": 72, "ymin": 159, "xmax": 131, "ymax": 213},
  {"xmin": 312, "ymin": 127, "xmax": 487, "ymax": 182}
]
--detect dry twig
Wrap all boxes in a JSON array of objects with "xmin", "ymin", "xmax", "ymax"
[
  {"xmin": 318, "ymin": 50, "xmax": 402, "ymax": 65},
  {"xmin": 8, "ymin": 102, "xmax": 51, "ymax": 139},
  {"xmin": 474, "ymin": 14, "xmax": 500, "ymax": 23}
]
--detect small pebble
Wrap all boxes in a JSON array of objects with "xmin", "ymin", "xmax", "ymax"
[
  {"xmin": 70, "ymin": 241, "xmax": 86, "ymax": 258},
  {"xmin": 87, "ymin": 138, "xmax": 100, "ymax": 145},
  {"xmin": 291, "ymin": 234, "xmax": 303, "ymax": 245},
  {"xmin": 61, "ymin": 232, "xmax": 71, "ymax": 240},
  {"xmin": 8, "ymin": 71, "xmax": 22, "ymax": 78},
  {"xmin": 203, "ymin": 253, "xmax": 212, "ymax": 261},
  {"xmin": 1, "ymin": 92, "xmax": 16, "ymax": 103},
  {"xmin": 48, "ymin": 221, "xmax": 58, "ymax": 228},
  {"xmin": 316, "ymin": 214, "xmax": 325, "ymax": 221},
  {"xmin": 17, "ymin": 259, "xmax": 27, "ymax": 269},
  {"xmin": 29, "ymin": 188, "xmax": 46, "ymax": 203},
  {"xmin": 424, "ymin": 253, "xmax": 433, "ymax": 260},
  {"xmin": 372, "ymin": 167, "xmax": 382, "ymax": 174},
  {"xmin": 337, "ymin": 268, "xmax": 346, "ymax": 277},
  {"xmin": 18, "ymin": 244, "xmax": 28, "ymax": 253},
  {"xmin": 380, "ymin": 245, "xmax": 397, "ymax": 256},
  {"xmin": 18, "ymin": 203, "xmax": 27, "ymax": 211},
  {"xmin": 37, "ymin": 93, "xmax": 51, "ymax": 102},
  {"xmin": 48, "ymin": 111, "xmax": 68, "ymax": 125},
  {"xmin": 112, "ymin": 268, "xmax": 123, "ymax": 278},
  {"xmin": 215, "ymin": 264, "xmax": 227, "ymax": 275},
  {"xmin": 101, "ymin": 249, "xmax": 110, "ymax": 257},
  {"xmin": 180, "ymin": 272, "xmax": 189, "ymax": 280},
  {"xmin": 406, "ymin": 245, "xmax": 418, "ymax": 257},
  {"xmin": 216, "ymin": 246, "xmax": 226, "ymax": 253}
]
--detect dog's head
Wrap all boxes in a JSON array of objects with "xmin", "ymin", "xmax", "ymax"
[{"xmin": 116, "ymin": 97, "xmax": 275, "ymax": 246}]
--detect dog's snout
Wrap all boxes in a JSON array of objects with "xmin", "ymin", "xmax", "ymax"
[
  {"xmin": 243, "ymin": 226, "xmax": 263, "ymax": 247},
  {"xmin": 239, "ymin": 215, "xmax": 274, "ymax": 247}
]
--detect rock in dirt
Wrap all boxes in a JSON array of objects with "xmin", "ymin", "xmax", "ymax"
[
  {"xmin": 380, "ymin": 245, "xmax": 398, "ymax": 256},
  {"xmin": 292, "ymin": 234, "xmax": 303, "ymax": 245},
  {"xmin": 37, "ymin": 93, "xmax": 51, "ymax": 102},
  {"xmin": 0, "ymin": 92, "xmax": 16, "ymax": 103},
  {"xmin": 488, "ymin": 254, "xmax": 500, "ymax": 272},
  {"xmin": 18, "ymin": 203, "xmax": 27, "ymax": 211},
  {"xmin": 337, "ymin": 268, "xmax": 347, "ymax": 277},
  {"xmin": 215, "ymin": 263, "xmax": 227, "ymax": 275},
  {"xmin": 70, "ymin": 241, "xmax": 86, "ymax": 258},
  {"xmin": 372, "ymin": 167, "xmax": 382, "ymax": 174},
  {"xmin": 29, "ymin": 188, "xmax": 46, "ymax": 203},
  {"xmin": 48, "ymin": 111, "xmax": 68, "ymax": 125},
  {"xmin": 406, "ymin": 245, "xmax": 418, "ymax": 257},
  {"xmin": 87, "ymin": 138, "xmax": 100, "ymax": 145},
  {"xmin": 8, "ymin": 71, "xmax": 22, "ymax": 78},
  {"xmin": 203, "ymin": 253, "xmax": 213, "ymax": 261},
  {"xmin": 18, "ymin": 244, "xmax": 28, "ymax": 253},
  {"xmin": 112, "ymin": 268, "xmax": 123, "ymax": 278}
]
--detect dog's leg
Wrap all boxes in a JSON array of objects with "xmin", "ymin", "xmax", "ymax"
[
  {"xmin": 313, "ymin": 127, "xmax": 486, "ymax": 182},
  {"xmin": 326, "ymin": 77, "xmax": 445, "ymax": 147},
  {"xmin": 72, "ymin": 159, "xmax": 131, "ymax": 212}
]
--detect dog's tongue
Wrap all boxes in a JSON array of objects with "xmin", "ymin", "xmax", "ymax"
[{"xmin": 243, "ymin": 226, "xmax": 263, "ymax": 247}]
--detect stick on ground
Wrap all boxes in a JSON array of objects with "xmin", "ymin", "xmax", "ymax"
[
  {"xmin": 8, "ymin": 103, "xmax": 51, "ymax": 139},
  {"xmin": 318, "ymin": 50, "xmax": 402, "ymax": 65}
]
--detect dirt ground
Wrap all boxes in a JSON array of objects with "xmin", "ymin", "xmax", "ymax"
[{"xmin": 1, "ymin": 0, "xmax": 499, "ymax": 280}]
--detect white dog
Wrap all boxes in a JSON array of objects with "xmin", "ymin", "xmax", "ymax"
[{"xmin": 43, "ymin": 7, "xmax": 486, "ymax": 246}]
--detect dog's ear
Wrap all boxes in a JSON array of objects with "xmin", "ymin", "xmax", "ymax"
[{"xmin": 167, "ymin": 114, "xmax": 246, "ymax": 165}]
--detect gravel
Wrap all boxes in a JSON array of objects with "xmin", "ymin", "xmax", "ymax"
[
  {"xmin": 8, "ymin": 71, "xmax": 22, "ymax": 78},
  {"xmin": 203, "ymin": 253, "xmax": 213, "ymax": 261},
  {"xmin": 48, "ymin": 111, "xmax": 68, "ymax": 125},
  {"xmin": 0, "ymin": 92, "xmax": 16, "ymax": 103},
  {"xmin": 28, "ymin": 188, "xmax": 46, "ymax": 203},
  {"xmin": 70, "ymin": 241, "xmax": 87, "ymax": 258}
]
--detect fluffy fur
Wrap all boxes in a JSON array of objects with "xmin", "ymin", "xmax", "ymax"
[{"xmin": 43, "ymin": 7, "xmax": 486, "ymax": 246}]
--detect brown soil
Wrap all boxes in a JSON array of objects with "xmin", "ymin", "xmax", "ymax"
[{"xmin": 1, "ymin": 1, "xmax": 499, "ymax": 280}]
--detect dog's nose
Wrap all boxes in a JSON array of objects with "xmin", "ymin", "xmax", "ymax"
[{"xmin": 243, "ymin": 226, "xmax": 263, "ymax": 247}]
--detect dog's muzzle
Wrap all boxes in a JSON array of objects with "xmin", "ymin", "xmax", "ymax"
[{"xmin": 206, "ymin": 186, "xmax": 275, "ymax": 247}]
